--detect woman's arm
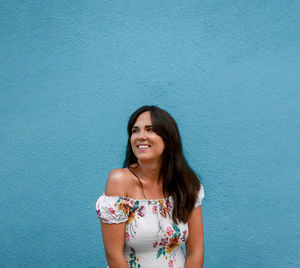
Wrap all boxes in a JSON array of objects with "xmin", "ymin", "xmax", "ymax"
[
  {"xmin": 100, "ymin": 169, "xmax": 130, "ymax": 268},
  {"xmin": 185, "ymin": 206, "xmax": 204, "ymax": 268},
  {"xmin": 101, "ymin": 221, "xmax": 128, "ymax": 268}
]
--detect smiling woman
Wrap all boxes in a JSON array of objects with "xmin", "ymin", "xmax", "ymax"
[
  {"xmin": 130, "ymin": 111, "xmax": 165, "ymax": 163},
  {"xmin": 96, "ymin": 106, "xmax": 205, "ymax": 268}
]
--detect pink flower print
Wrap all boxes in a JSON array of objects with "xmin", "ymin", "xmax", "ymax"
[
  {"xmin": 168, "ymin": 260, "xmax": 174, "ymax": 268},
  {"xmin": 166, "ymin": 226, "xmax": 174, "ymax": 236},
  {"xmin": 125, "ymin": 232, "xmax": 130, "ymax": 241},
  {"xmin": 159, "ymin": 237, "xmax": 169, "ymax": 246},
  {"xmin": 153, "ymin": 241, "xmax": 158, "ymax": 248},
  {"xmin": 152, "ymin": 206, "xmax": 157, "ymax": 214},
  {"xmin": 108, "ymin": 208, "xmax": 115, "ymax": 214},
  {"xmin": 166, "ymin": 200, "xmax": 173, "ymax": 211},
  {"xmin": 97, "ymin": 210, "xmax": 101, "ymax": 219},
  {"xmin": 182, "ymin": 230, "xmax": 187, "ymax": 242},
  {"xmin": 138, "ymin": 205, "xmax": 145, "ymax": 217}
]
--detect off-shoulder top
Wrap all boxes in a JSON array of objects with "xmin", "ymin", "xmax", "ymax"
[{"xmin": 96, "ymin": 185, "xmax": 204, "ymax": 268}]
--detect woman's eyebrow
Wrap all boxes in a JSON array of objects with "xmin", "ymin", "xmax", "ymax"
[{"xmin": 132, "ymin": 125, "xmax": 153, "ymax": 129}]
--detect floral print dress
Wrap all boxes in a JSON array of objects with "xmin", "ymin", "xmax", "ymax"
[{"xmin": 96, "ymin": 186, "xmax": 204, "ymax": 268}]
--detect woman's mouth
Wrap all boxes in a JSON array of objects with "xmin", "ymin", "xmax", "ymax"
[{"xmin": 137, "ymin": 144, "xmax": 151, "ymax": 151}]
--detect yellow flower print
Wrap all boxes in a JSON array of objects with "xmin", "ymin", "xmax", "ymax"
[
  {"xmin": 158, "ymin": 200, "xmax": 167, "ymax": 218},
  {"xmin": 127, "ymin": 208, "xmax": 137, "ymax": 224},
  {"xmin": 118, "ymin": 201, "xmax": 130, "ymax": 215},
  {"xmin": 166, "ymin": 236, "xmax": 180, "ymax": 254}
]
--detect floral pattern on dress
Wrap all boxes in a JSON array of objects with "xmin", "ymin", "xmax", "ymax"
[
  {"xmin": 116, "ymin": 197, "xmax": 146, "ymax": 239},
  {"xmin": 153, "ymin": 223, "xmax": 182, "ymax": 265},
  {"xmin": 128, "ymin": 247, "xmax": 141, "ymax": 268},
  {"xmin": 157, "ymin": 198, "xmax": 172, "ymax": 218},
  {"xmin": 96, "ymin": 196, "xmax": 147, "ymax": 240},
  {"xmin": 97, "ymin": 202, "xmax": 126, "ymax": 223},
  {"xmin": 96, "ymin": 186, "xmax": 204, "ymax": 268},
  {"xmin": 168, "ymin": 259, "xmax": 174, "ymax": 268}
]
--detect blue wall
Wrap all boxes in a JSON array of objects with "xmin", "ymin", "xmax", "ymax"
[{"xmin": 1, "ymin": 0, "xmax": 299, "ymax": 267}]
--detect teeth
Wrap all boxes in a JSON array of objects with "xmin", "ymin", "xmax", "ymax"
[{"xmin": 138, "ymin": 145, "xmax": 150, "ymax": 149}]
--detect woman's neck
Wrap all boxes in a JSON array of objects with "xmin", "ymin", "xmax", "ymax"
[{"xmin": 135, "ymin": 159, "xmax": 162, "ymax": 185}]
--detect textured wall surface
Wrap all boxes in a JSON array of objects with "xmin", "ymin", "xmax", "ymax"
[{"xmin": 1, "ymin": 0, "xmax": 299, "ymax": 267}]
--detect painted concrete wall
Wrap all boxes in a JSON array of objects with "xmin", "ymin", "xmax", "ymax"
[{"xmin": 1, "ymin": 0, "xmax": 299, "ymax": 267}]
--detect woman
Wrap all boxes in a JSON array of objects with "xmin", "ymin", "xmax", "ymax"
[{"xmin": 96, "ymin": 105, "xmax": 205, "ymax": 268}]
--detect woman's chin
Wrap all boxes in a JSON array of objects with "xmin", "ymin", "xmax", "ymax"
[
  {"xmin": 137, "ymin": 156, "xmax": 152, "ymax": 161},
  {"xmin": 136, "ymin": 155, "xmax": 162, "ymax": 163}
]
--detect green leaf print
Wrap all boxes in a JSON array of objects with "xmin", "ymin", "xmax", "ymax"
[
  {"xmin": 129, "ymin": 247, "xmax": 139, "ymax": 268},
  {"xmin": 157, "ymin": 247, "xmax": 165, "ymax": 258},
  {"xmin": 129, "ymin": 259, "xmax": 136, "ymax": 268},
  {"xmin": 172, "ymin": 223, "xmax": 180, "ymax": 233},
  {"xmin": 173, "ymin": 232, "xmax": 181, "ymax": 238}
]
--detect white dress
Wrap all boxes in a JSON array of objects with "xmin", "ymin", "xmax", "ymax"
[{"xmin": 96, "ymin": 186, "xmax": 204, "ymax": 268}]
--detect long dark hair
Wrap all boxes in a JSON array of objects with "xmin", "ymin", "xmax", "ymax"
[{"xmin": 123, "ymin": 105, "xmax": 201, "ymax": 224}]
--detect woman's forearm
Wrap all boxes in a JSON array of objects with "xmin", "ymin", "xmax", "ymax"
[
  {"xmin": 106, "ymin": 254, "xmax": 128, "ymax": 268},
  {"xmin": 185, "ymin": 254, "xmax": 204, "ymax": 268}
]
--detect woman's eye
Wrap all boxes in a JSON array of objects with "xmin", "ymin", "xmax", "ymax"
[
  {"xmin": 132, "ymin": 129, "xmax": 138, "ymax": 133},
  {"xmin": 147, "ymin": 128, "xmax": 153, "ymax": 132}
]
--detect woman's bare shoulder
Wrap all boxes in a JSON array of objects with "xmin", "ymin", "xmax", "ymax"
[{"xmin": 104, "ymin": 168, "xmax": 131, "ymax": 196}]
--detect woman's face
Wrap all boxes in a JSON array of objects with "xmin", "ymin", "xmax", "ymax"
[{"xmin": 130, "ymin": 111, "xmax": 165, "ymax": 162}]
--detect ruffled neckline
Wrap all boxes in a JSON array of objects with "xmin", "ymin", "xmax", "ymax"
[{"xmin": 102, "ymin": 193, "xmax": 171, "ymax": 202}]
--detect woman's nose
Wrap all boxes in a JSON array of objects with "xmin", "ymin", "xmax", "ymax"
[{"xmin": 137, "ymin": 129, "xmax": 147, "ymax": 139}]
